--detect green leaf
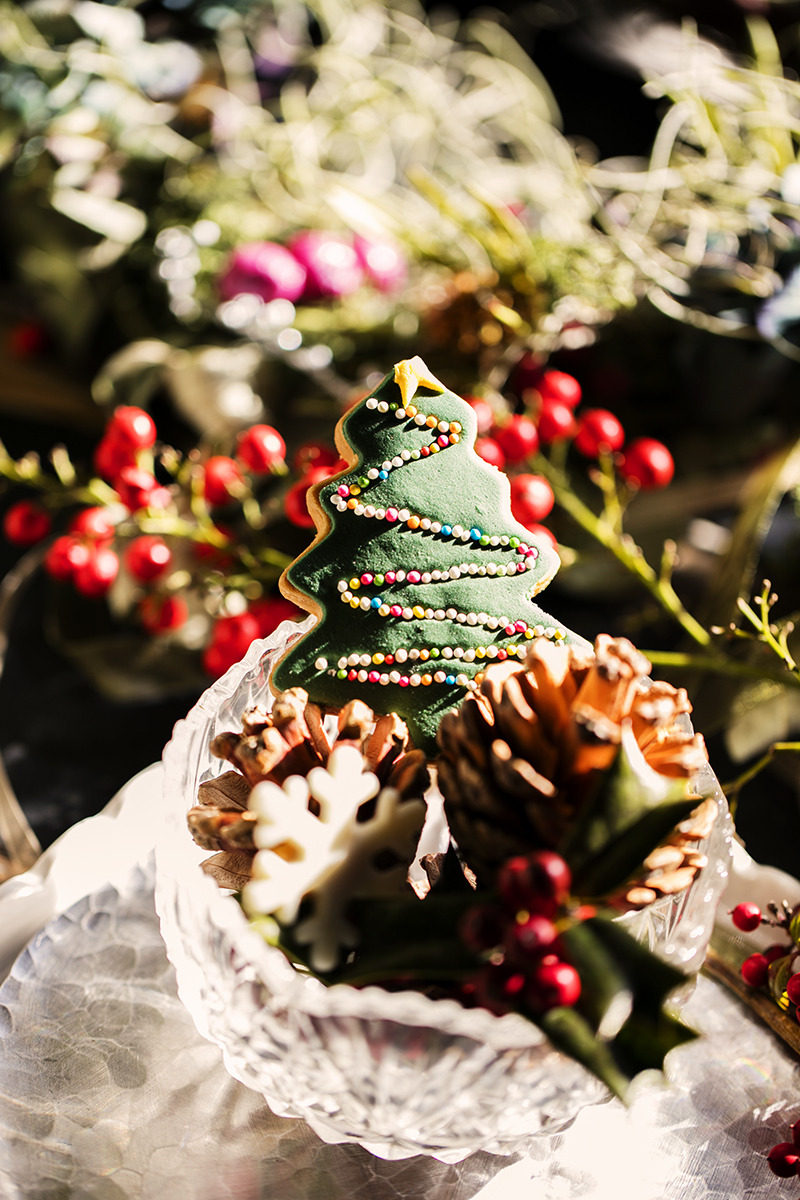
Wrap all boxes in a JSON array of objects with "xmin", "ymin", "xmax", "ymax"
[
  {"xmin": 576, "ymin": 917, "xmax": 698, "ymax": 1079},
  {"xmin": 571, "ymin": 798, "xmax": 700, "ymax": 899},
  {"xmin": 561, "ymin": 723, "xmax": 693, "ymax": 895},
  {"xmin": 312, "ymin": 891, "xmax": 482, "ymax": 986},
  {"xmin": 540, "ymin": 1005, "xmax": 632, "ymax": 1101},
  {"xmin": 556, "ymin": 919, "xmax": 632, "ymax": 1039}
]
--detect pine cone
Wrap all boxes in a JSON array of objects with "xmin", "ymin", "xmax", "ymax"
[
  {"xmin": 436, "ymin": 634, "xmax": 712, "ymax": 900},
  {"xmin": 188, "ymin": 688, "xmax": 429, "ymax": 889}
]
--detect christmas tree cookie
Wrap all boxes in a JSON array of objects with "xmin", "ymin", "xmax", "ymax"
[{"xmin": 273, "ymin": 357, "xmax": 589, "ymax": 751}]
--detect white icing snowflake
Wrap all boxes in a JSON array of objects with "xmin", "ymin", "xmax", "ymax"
[{"xmin": 241, "ymin": 744, "xmax": 426, "ymax": 972}]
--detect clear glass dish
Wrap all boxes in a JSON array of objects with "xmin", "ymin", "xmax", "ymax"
[{"xmin": 154, "ymin": 619, "xmax": 733, "ymax": 1163}]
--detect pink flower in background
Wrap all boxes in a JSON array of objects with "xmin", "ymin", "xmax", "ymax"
[
  {"xmin": 353, "ymin": 236, "xmax": 407, "ymax": 291},
  {"xmin": 218, "ymin": 241, "xmax": 307, "ymax": 303},
  {"xmin": 287, "ymin": 231, "xmax": 364, "ymax": 299}
]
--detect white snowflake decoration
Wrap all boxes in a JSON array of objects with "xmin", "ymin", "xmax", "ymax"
[{"xmin": 241, "ymin": 744, "xmax": 426, "ymax": 972}]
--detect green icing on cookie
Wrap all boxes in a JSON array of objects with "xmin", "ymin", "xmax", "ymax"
[{"xmin": 273, "ymin": 357, "xmax": 589, "ymax": 752}]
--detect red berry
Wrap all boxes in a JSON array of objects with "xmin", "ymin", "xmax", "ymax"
[
  {"xmin": 73, "ymin": 545, "xmax": 119, "ymax": 597},
  {"xmin": 474, "ymin": 436, "xmax": 505, "ymax": 469},
  {"xmin": 202, "ymin": 612, "xmax": 261, "ymax": 677},
  {"xmin": 124, "ymin": 535, "xmax": 172, "ymax": 582},
  {"xmin": 352, "ymin": 235, "xmax": 407, "ymax": 292},
  {"xmin": 767, "ymin": 1142, "xmax": 800, "ymax": 1178},
  {"xmin": 291, "ymin": 441, "xmax": 340, "ymax": 475},
  {"xmin": 44, "ymin": 535, "xmax": 90, "ymax": 581},
  {"xmin": 283, "ymin": 464, "xmax": 336, "ymax": 528},
  {"xmin": 509, "ymin": 913, "xmax": 558, "ymax": 959},
  {"xmin": 464, "ymin": 396, "xmax": 496, "ymax": 436},
  {"xmin": 526, "ymin": 959, "xmax": 581, "ymax": 1011},
  {"xmin": 510, "ymin": 352, "xmax": 545, "ymax": 396},
  {"xmin": 573, "ymin": 409, "xmax": 625, "ymax": 457},
  {"xmin": 791, "ymin": 1118, "xmax": 800, "ymax": 1148},
  {"xmin": 526, "ymin": 523, "xmax": 558, "ymax": 551},
  {"xmin": 740, "ymin": 953, "xmax": 769, "ymax": 988},
  {"xmin": 619, "ymin": 437, "xmax": 675, "ymax": 490},
  {"xmin": 2, "ymin": 499, "xmax": 51, "ymax": 546},
  {"xmin": 764, "ymin": 943, "xmax": 792, "ymax": 964},
  {"xmin": 458, "ymin": 904, "xmax": 506, "ymax": 953},
  {"xmin": 730, "ymin": 901, "xmax": 762, "ymax": 932},
  {"xmin": 203, "ymin": 456, "xmax": 246, "ymax": 507},
  {"xmin": 139, "ymin": 593, "xmax": 188, "ymax": 634},
  {"xmin": 116, "ymin": 467, "xmax": 170, "ymax": 513},
  {"xmin": 8, "ymin": 321, "xmax": 49, "ymax": 358},
  {"xmin": 495, "ymin": 415, "xmax": 539, "ymax": 464},
  {"xmin": 93, "ymin": 435, "xmax": 138, "ymax": 482},
  {"xmin": 248, "ymin": 595, "xmax": 301, "ymax": 638},
  {"xmin": 69, "ymin": 506, "xmax": 116, "ymax": 542},
  {"xmin": 497, "ymin": 852, "xmax": 571, "ymax": 918},
  {"xmin": 237, "ymin": 424, "xmax": 287, "ymax": 474},
  {"xmin": 106, "ymin": 406, "xmax": 157, "ymax": 451},
  {"xmin": 537, "ymin": 400, "xmax": 578, "ymax": 444},
  {"xmin": 509, "ymin": 474, "xmax": 555, "ymax": 526},
  {"xmin": 786, "ymin": 973, "xmax": 800, "ymax": 1006},
  {"xmin": 537, "ymin": 369, "xmax": 581, "ymax": 409}
]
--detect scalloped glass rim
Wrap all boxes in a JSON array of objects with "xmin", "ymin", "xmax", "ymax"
[{"xmin": 155, "ymin": 617, "xmax": 732, "ymax": 1159}]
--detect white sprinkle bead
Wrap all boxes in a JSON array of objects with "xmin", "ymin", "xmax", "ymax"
[
  {"xmin": 446, "ymin": 608, "xmax": 458, "ymax": 619},
  {"xmin": 354, "ymin": 504, "xmax": 365, "ymax": 516},
  {"xmin": 421, "ymin": 572, "xmax": 432, "ymax": 584},
  {"xmin": 409, "ymin": 648, "xmax": 420, "ymax": 660},
  {"xmin": 402, "ymin": 607, "xmax": 413, "ymax": 620},
  {"xmin": 466, "ymin": 613, "xmax": 478, "ymax": 625},
  {"xmin": 434, "ymin": 609, "xmax": 446, "ymax": 620},
  {"xmin": 359, "ymin": 653, "xmax": 371, "ymax": 666},
  {"xmin": 456, "ymin": 674, "xmax": 469, "ymax": 686},
  {"xmin": 348, "ymin": 653, "xmax": 360, "ymax": 666},
  {"xmin": 359, "ymin": 597, "xmax": 371, "ymax": 611},
  {"xmin": 430, "ymin": 521, "xmax": 442, "ymax": 533},
  {"xmin": 434, "ymin": 671, "xmax": 446, "ymax": 683},
  {"xmin": 442, "ymin": 647, "xmax": 453, "ymax": 658},
  {"xmin": 364, "ymin": 505, "xmax": 376, "ymax": 518},
  {"xmin": 378, "ymin": 604, "xmax": 390, "ymax": 616},
  {"xmin": 379, "ymin": 675, "xmax": 390, "ymax": 685},
  {"xmin": 377, "ymin": 401, "xmax": 389, "ymax": 413},
  {"xmin": 399, "ymin": 509, "xmax": 411, "ymax": 521},
  {"xmin": 410, "ymin": 674, "xmax": 421, "ymax": 687},
  {"xmin": 395, "ymin": 649, "xmax": 408, "ymax": 663},
  {"xmin": 438, "ymin": 420, "xmax": 449, "ymax": 432},
  {"xmin": 401, "ymin": 450, "xmax": 412, "ymax": 461},
  {"xmin": 453, "ymin": 647, "xmax": 464, "ymax": 658},
  {"xmin": 368, "ymin": 468, "xmax": 380, "ymax": 479},
  {"xmin": 341, "ymin": 591, "xmax": 353, "ymax": 603},
  {"xmin": 420, "ymin": 518, "xmax": 431, "ymax": 530},
  {"xmin": 464, "ymin": 649, "xmax": 476, "ymax": 662},
  {"xmin": 396, "ymin": 570, "xmax": 406, "ymax": 582},
  {"xmin": 392, "ymin": 457, "xmax": 403, "ymax": 468},
  {"xmin": 315, "ymin": 657, "xmax": 328, "ymax": 670},
  {"xmin": 375, "ymin": 508, "xmax": 386, "ymax": 520},
  {"xmin": 366, "ymin": 397, "xmax": 378, "ymax": 409},
  {"xmin": 415, "ymin": 413, "xmax": 427, "ymax": 425},
  {"xmin": 382, "ymin": 460, "xmax": 393, "ymax": 471},
  {"xmin": 452, "ymin": 525, "xmax": 464, "ymax": 537},
  {"xmin": 395, "ymin": 408, "xmax": 407, "ymax": 419},
  {"xmin": 337, "ymin": 580, "xmax": 348, "ymax": 592},
  {"xmin": 357, "ymin": 669, "xmax": 368, "ymax": 681},
  {"xmin": 338, "ymin": 657, "xmax": 348, "ymax": 668},
  {"xmin": 389, "ymin": 670, "xmax": 401, "ymax": 683}
]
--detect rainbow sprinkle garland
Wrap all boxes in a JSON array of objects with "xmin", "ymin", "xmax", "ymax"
[{"xmin": 318, "ymin": 387, "xmax": 565, "ymax": 692}]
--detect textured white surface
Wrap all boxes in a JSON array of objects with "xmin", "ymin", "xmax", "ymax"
[
  {"xmin": 0, "ymin": 852, "xmax": 798, "ymax": 1199},
  {"xmin": 0, "ymin": 747, "xmax": 791, "ymax": 1194}
]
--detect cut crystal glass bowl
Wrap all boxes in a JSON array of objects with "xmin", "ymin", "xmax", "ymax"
[{"xmin": 155, "ymin": 619, "xmax": 732, "ymax": 1163}]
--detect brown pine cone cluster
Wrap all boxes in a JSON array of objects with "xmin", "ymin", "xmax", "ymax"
[
  {"xmin": 188, "ymin": 688, "xmax": 429, "ymax": 890},
  {"xmin": 437, "ymin": 634, "xmax": 714, "ymax": 907}
]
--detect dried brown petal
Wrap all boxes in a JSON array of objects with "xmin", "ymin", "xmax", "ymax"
[
  {"xmin": 197, "ymin": 771, "xmax": 250, "ymax": 811},
  {"xmin": 201, "ymin": 850, "xmax": 255, "ymax": 890}
]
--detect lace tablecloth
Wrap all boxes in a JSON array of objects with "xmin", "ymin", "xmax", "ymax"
[{"xmin": 0, "ymin": 766, "xmax": 798, "ymax": 1200}]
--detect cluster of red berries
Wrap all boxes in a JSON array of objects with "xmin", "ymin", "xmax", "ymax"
[
  {"xmin": 467, "ymin": 362, "xmax": 675, "ymax": 545},
  {"xmin": 731, "ymin": 900, "xmax": 800, "ymax": 1005},
  {"xmin": 459, "ymin": 851, "xmax": 582, "ymax": 1017},
  {"xmin": 1, "ymin": 403, "xmax": 310, "ymax": 674}
]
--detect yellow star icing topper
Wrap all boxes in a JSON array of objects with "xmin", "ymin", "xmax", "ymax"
[{"xmin": 393, "ymin": 357, "xmax": 446, "ymax": 407}]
